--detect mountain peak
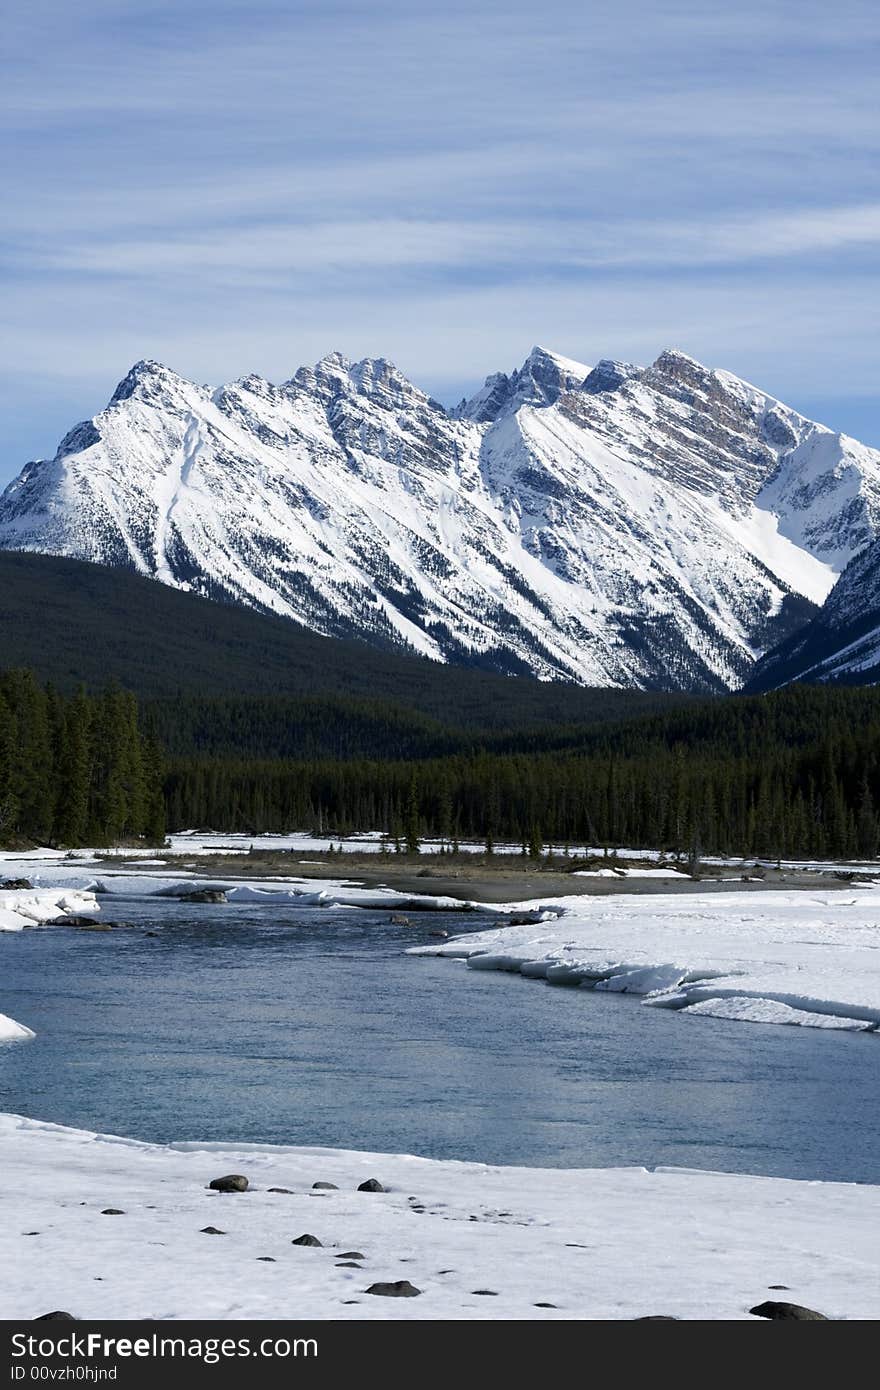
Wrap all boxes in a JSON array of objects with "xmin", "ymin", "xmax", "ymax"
[
  {"xmin": 525, "ymin": 344, "xmax": 589, "ymax": 379},
  {"xmin": 316, "ymin": 350, "xmax": 352, "ymax": 372},
  {"xmin": 581, "ymin": 359, "xmax": 643, "ymax": 395},
  {"xmin": 458, "ymin": 345, "xmax": 590, "ymax": 423},
  {"xmin": 109, "ymin": 359, "xmax": 192, "ymax": 406}
]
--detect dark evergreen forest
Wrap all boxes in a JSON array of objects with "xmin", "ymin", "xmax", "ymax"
[
  {"xmin": 162, "ymin": 684, "xmax": 880, "ymax": 860},
  {"xmin": 0, "ymin": 670, "xmax": 165, "ymax": 846},
  {"xmin": 4, "ymin": 661, "xmax": 879, "ymax": 861}
]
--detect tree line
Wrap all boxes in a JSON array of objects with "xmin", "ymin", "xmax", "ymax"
[
  {"xmin": 164, "ymin": 728, "xmax": 880, "ymax": 861},
  {"xmin": 0, "ymin": 670, "xmax": 165, "ymax": 846},
  {"xmin": 3, "ymin": 667, "xmax": 880, "ymax": 860}
]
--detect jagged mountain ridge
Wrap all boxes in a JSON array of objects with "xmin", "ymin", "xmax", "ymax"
[{"xmin": 2, "ymin": 343, "xmax": 880, "ymax": 691}]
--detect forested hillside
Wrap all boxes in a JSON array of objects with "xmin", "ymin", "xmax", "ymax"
[
  {"xmin": 0, "ymin": 670, "xmax": 164, "ymax": 846},
  {"xmin": 1, "ymin": 665, "xmax": 878, "ymax": 858},
  {"xmin": 163, "ymin": 686, "xmax": 880, "ymax": 861},
  {"xmin": 0, "ymin": 551, "xmax": 685, "ymax": 728}
]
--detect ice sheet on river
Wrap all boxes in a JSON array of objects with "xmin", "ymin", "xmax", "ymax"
[
  {"xmin": 0, "ymin": 1112, "xmax": 877, "ymax": 1321},
  {"xmin": 150, "ymin": 882, "xmax": 464, "ymax": 911},
  {"xmin": 0, "ymin": 1014, "xmax": 34, "ymax": 1042},
  {"xmin": 0, "ymin": 887, "xmax": 100, "ymax": 932},
  {"xmin": 410, "ymin": 888, "xmax": 880, "ymax": 1034}
]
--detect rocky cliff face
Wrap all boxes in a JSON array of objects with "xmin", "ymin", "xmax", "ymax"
[{"xmin": 3, "ymin": 343, "xmax": 879, "ymax": 691}]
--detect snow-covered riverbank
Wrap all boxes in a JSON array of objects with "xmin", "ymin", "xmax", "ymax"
[
  {"xmin": 0, "ymin": 1113, "xmax": 876, "ymax": 1321},
  {"xmin": 411, "ymin": 887, "xmax": 880, "ymax": 1033}
]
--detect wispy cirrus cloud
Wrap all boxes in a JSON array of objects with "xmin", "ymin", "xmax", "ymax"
[
  {"xmin": 12, "ymin": 203, "xmax": 880, "ymax": 283},
  {"xmin": 2, "ymin": 0, "xmax": 879, "ymax": 480}
]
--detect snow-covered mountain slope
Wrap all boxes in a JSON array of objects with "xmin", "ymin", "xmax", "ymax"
[
  {"xmin": 3, "ymin": 344, "xmax": 880, "ymax": 691},
  {"xmin": 748, "ymin": 536, "xmax": 880, "ymax": 690}
]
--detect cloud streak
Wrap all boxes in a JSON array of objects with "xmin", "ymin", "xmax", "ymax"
[{"xmin": 2, "ymin": 0, "xmax": 879, "ymax": 481}]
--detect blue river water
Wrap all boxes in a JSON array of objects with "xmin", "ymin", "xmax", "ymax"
[{"xmin": 1, "ymin": 895, "xmax": 877, "ymax": 1181}]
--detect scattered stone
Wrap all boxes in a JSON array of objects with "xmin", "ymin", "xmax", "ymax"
[
  {"xmin": 268, "ymin": 1187, "xmax": 293, "ymax": 1194},
  {"xmin": 342, "ymin": 1300, "xmax": 360, "ymax": 1305},
  {"xmin": 410, "ymin": 1205, "xmax": 425, "ymax": 1212},
  {"xmin": 23, "ymin": 1232, "xmax": 40, "ymax": 1236},
  {"xmin": 2, "ymin": 878, "xmax": 32, "ymax": 890},
  {"xmin": 768, "ymin": 1285, "xmax": 790, "ymax": 1290},
  {"xmin": 634, "ymin": 1315, "xmax": 679, "ymax": 1321},
  {"xmin": 365, "ymin": 1281, "xmax": 421, "ymax": 1298},
  {"xmin": 428, "ymin": 929, "xmax": 448, "ymax": 938},
  {"xmin": 471, "ymin": 1289, "xmax": 498, "ymax": 1296},
  {"xmin": 390, "ymin": 914, "xmax": 411, "ymax": 926},
  {"xmin": 200, "ymin": 1226, "xmax": 225, "ymax": 1235},
  {"xmin": 70, "ymin": 919, "xmax": 111, "ymax": 930},
  {"xmin": 534, "ymin": 1303, "xmax": 557, "ymax": 1309},
  {"xmin": 292, "ymin": 1234, "xmax": 323, "ymax": 1247},
  {"xmin": 357, "ymin": 1178, "xmax": 385, "ymax": 1193},
  {"xmin": 336, "ymin": 1262, "xmax": 362, "ymax": 1268},
  {"xmin": 101, "ymin": 1208, "xmax": 125, "ymax": 1216},
  {"xmin": 209, "ymin": 1174, "xmax": 248, "ymax": 1193},
  {"xmin": 750, "ymin": 1301, "xmax": 828, "ymax": 1321},
  {"xmin": 35, "ymin": 1312, "xmax": 76, "ymax": 1321},
  {"xmin": 144, "ymin": 931, "xmax": 159, "ymax": 938},
  {"xmin": 256, "ymin": 1257, "xmax": 276, "ymax": 1263},
  {"xmin": 182, "ymin": 889, "xmax": 228, "ymax": 904},
  {"xmin": 312, "ymin": 1181, "xmax": 338, "ymax": 1190},
  {"xmin": 337, "ymin": 1252, "xmax": 366, "ymax": 1260}
]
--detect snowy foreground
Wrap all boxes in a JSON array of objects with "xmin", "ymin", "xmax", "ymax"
[
  {"xmin": 411, "ymin": 888, "xmax": 880, "ymax": 1033},
  {"xmin": 1, "ymin": 1113, "xmax": 877, "ymax": 1321}
]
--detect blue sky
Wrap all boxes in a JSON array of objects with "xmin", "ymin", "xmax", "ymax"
[{"xmin": 2, "ymin": 0, "xmax": 879, "ymax": 485}]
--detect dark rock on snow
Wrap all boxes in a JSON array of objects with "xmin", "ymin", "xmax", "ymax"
[
  {"xmin": 365, "ymin": 1281, "xmax": 421, "ymax": 1298},
  {"xmin": 292, "ymin": 1234, "xmax": 323, "ymax": 1247},
  {"xmin": 200, "ymin": 1226, "xmax": 225, "ymax": 1235},
  {"xmin": 100, "ymin": 1208, "xmax": 125, "ymax": 1215},
  {"xmin": 749, "ymin": 1301, "xmax": 829, "ymax": 1320},
  {"xmin": 209, "ymin": 1174, "xmax": 248, "ymax": 1192},
  {"xmin": 312, "ymin": 1181, "xmax": 338, "ymax": 1190},
  {"xmin": 183, "ymin": 889, "xmax": 228, "ymax": 903},
  {"xmin": 2, "ymin": 878, "xmax": 32, "ymax": 890},
  {"xmin": 357, "ymin": 1178, "xmax": 386, "ymax": 1193},
  {"xmin": 35, "ymin": 1311, "xmax": 77, "ymax": 1321},
  {"xmin": 337, "ymin": 1251, "xmax": 366, "ymax": 1260}
]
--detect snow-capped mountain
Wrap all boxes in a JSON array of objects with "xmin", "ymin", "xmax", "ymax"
[
  {"xmin": 3, "ymin": 344, "xmax": 880, "ymax": 691},
  {"xmin": 749, "ymin": 536, "xmax": 880, "ymax": 690}
]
